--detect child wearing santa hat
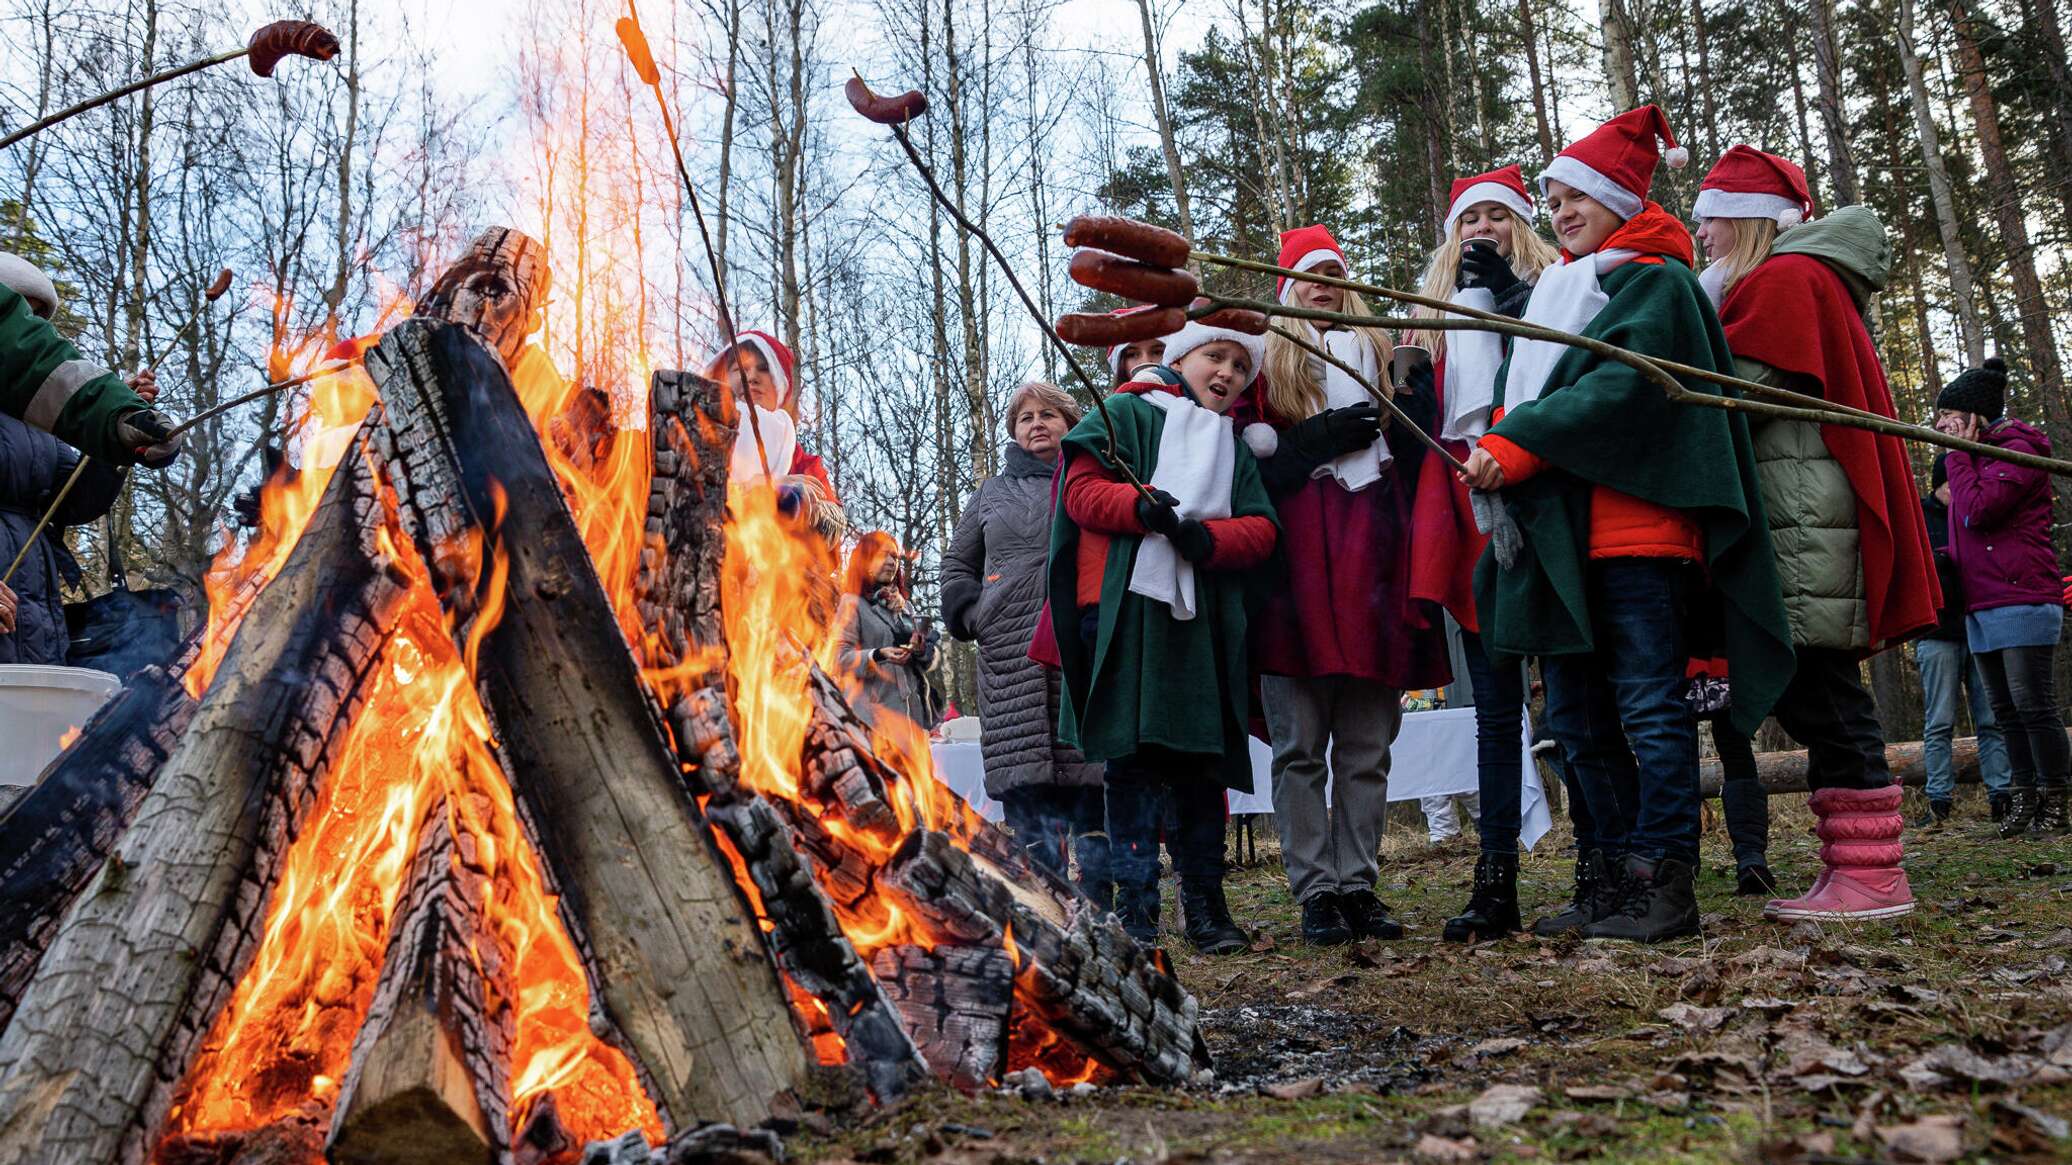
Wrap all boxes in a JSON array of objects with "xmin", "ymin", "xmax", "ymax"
[
  {"xmin": 702, "ymin": 329, "xmax": 845, "ymax": 537},
  {"xmin": 1047, "ymin": 319, "xmax": 1279, "ymax": 954},
  {"xmin": 1692, "ymin": 146, "xmax": 1941, "ymax": 920},
  {"xmin": 1456, "ymin": 106, "xmax": 1795, "ymax": 943},
  {"xmin": 1244, "ymin": 224, "xmax": 1450, "ymax": 945}
]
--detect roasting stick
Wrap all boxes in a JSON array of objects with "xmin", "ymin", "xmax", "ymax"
[
  {"xmin": 1198, "ymin": 276, "xmax": 2072, "ymax": 478},
  {"xmin": 1251, "ymin": 320, "xmax": 1468, "ymax": 477},
  {"xmin": 615, "ymin": 6, "xmax": 774, "ymax": 476},
  {"xmin": 2, "ymin": 270, "xmax": 235, "ymax": 588},
  {"xmin": 164, "ymin": 361, "xmax": 357, "ymax": 440}
]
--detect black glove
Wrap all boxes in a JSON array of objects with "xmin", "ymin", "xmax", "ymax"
[
  {"xmin": 114, "ymin": 408, "xmax": 184, "ymax": 469},
  {"xmin": 1458, "ymin": 243, "xmax": 1522, "ymax": 296},
  {"xmin": 1288, "ymin": 403, "xmax": 1383, "ymax": 461},
  {"xmin": 1404, "ymin": 362, "xmax": 1437, "ymax": 402},
  {"xmin": 1134, "ymin": 487, "xmax": 1182, "ymax": 538},
  {"xmin": 1172, "ymin": 518, "xmax": 1215, "ymax": 563}
]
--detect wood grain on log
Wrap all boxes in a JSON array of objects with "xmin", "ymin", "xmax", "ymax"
[
  {"xmin": 326, "ymin": 796, "xmax": 514, "ymax": 1165},
  {"xmin": 0, "ymin": 659, "xmax": 195, "ymax": 1036},
  {"xmin": 1698, "ymin": 731, "xmax": 2070, "ymax": 796},
  {"xmin": 366, "ymin": 314, "xmax": 807, "ymax": 1131},
  {"xmin": 869, "ymin": 945, "xmax": 1011, "ymax": 1089},
  {"xmin": 0, "ymin": 449, "xmax": 410, "ymax": 1165}
]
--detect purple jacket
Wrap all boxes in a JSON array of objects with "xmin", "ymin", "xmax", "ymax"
[{"xmin": 1944, "ymin": 417, "xmax": 2063, "ymax": 612}]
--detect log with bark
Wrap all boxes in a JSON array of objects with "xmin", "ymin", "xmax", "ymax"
[
  {"xmin": 1700, "ymin": 731, "xmax": 2072, "ymax": 797},
  {"xmin": 325, "ymin": 795, "xmax": 516, "ymax": 1165},
  {"xmin": 366, "ymin": 303, "xmax": 809, "ymax": 1130},
  {"xmin": 0, "ymin": 446, "xmax": 409, "ymax": 1165}
]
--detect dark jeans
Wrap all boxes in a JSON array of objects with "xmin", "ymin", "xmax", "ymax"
[
  {"xmin": 1000, "ymin": 784, "xmax": 1112, "ymax": 899},
  {"xmin": 1105, "ymin": 748, "xmax": 1227, "ymax": 889},
  {"xmin": 1708, "ymin": 716, "xmax": 1770, "ymax": 869},
  {"xmin": 1975, "ymin": 644, "xmax": 2070, "ymax": 791},
  {"xmin": 1542, "ymin": 560, "xmax": 1700, "ymax": 864},
  {"xmin": 1770, "ymin": 646, "xmax": 1891, "ymax": 791},
  {"xmin": 1461, "ymin": 630, "xmax": 1525, "ymax": 856}
]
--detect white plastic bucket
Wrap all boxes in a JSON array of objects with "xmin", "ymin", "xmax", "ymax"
[{"xmin": 0, "ymin": 664, "xmax": 121, "ymax": 787}]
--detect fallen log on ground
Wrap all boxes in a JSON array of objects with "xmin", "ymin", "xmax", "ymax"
[{"xmin": 1699, "ymin": 730, "xmax": 2072, "ymax": 797}]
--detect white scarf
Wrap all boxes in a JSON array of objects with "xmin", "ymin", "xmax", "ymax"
[
  {"xmin": 1438, "ymin": 286, "xmax": 1503, "ymax": 442},
  {"xmin": 1502, "ymin": 248, "xmax": 1640, "ymax": 411},
  {"xmin": 1305, "ymin": 327, "xmax": 1392, "ymax": 490},
  {"xmin": 1127, "ymin": 390, "xmax": 1235, "ymax": 621},
  {"xmin": 1698, "ymin": 260, "xmax": 1731, "ymax": 310},
  {"xmin": 729, "ymin": 402, "xmax": 798, "ymax": 484}
]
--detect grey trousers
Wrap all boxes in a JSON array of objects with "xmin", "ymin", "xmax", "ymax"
[{"xmin": 1262, "ymin": 674, "xmax": 1403, "ymax": 903}]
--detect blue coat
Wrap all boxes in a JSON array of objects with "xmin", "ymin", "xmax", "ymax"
[{"xmin": 1, "ymin": 412, "xmax": 127, "ymax": 664}]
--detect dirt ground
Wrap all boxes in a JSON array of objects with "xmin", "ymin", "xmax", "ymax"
[{"xmin": 792, "ymin": 786, "xmax": 2072, "ymax": 1164}]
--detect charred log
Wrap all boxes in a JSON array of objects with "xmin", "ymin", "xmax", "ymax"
[
  {"xmin": 325, "ymin": 795, "xmax": 515, "ymax": 1165},
  {"xmin": 0, "ymin": 449, "xmax": 411, "ymax": 1165},
  {"xmin": 366, "ymin": 310, "xmax": 807, "ymax": 1131},
  {"xmin": 0, "ymin": 657, "xmax": 196, "ymax": 1035},
  {"xmin": 868, "ymin": 946, "xmax": 1012, "ymax": 1089}
]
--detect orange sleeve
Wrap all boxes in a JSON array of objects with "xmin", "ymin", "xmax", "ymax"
[{"xmin": 1478, "ymin": 433, "xmax": 1549, "ymax": 486}]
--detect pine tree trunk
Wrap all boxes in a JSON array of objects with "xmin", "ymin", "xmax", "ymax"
[
  {"xmin": 2019, "ymin": 0, "xmax": 2072, "ymax": 222},
  {"xmin": 1899, "ymin": 0, "xmax": 1986, "ymax": 365},
  {"xmin": 1948, "ymin": 0, "xmax": 2069, "ymax": 417},
  {"xmin": 1810, "ymin": 0, "xmax": 1861, "ymax": 203},
  {"xmin": 1519, "ymin": 0, "xmax": 1556, "ymax": 164}
]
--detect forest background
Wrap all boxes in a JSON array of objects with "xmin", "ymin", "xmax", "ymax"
[{"xmin": 2, "ymin": 0, "xmax": 2067, "ymax": 736}]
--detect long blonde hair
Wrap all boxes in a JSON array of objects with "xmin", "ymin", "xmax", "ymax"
[
  {"xmin": 1263, "ymin": 289, "xmax": 1395, "ymax": 420},
  {"xmin": 1707, "ymin": 217, "xmax": 1780, "ymax": 300},
  {"xmin": 1404, "ymin": 211, "xmax": 1558, "ymax": 358}
]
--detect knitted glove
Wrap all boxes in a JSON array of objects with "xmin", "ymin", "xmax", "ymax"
[
  {"xmin": 1471, "ymin": 488, "xmax": 1522, "ymax": 569},
  {"xmin": 1134, "ymin": 487, "xmax": 1183, "ymax": 538},
  {"xmin": 114, "ymin": 409, "xmax": 184, "ymax": 469},
  {"xmin": 1458, "ymin": 244, "xmax": 1522, "ymax": 296},
  {"xmin": 1172, "ymin": 518, "xmax": 1215, "ymax": 563}
]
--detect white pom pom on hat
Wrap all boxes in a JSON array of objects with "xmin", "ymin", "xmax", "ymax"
[
  {"xmin": 1241, "ymin": 423, "xmax": 1278, "ymax": 459},
  {"xmin": 1665, "ymin": 145, "xmax": 1690, "ymax": 169},
  {"xmin": 1776, "ymin": 207, "xmax": 1805, "ymax": 230}
]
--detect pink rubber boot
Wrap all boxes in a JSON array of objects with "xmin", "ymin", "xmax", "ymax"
[{"xmin": 1764, "ymin": 785, "xmax": 1914, "ymax": 921}]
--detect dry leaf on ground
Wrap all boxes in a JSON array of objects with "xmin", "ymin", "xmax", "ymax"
[
  {"xmin": 1467, "ymin": 1083, "xmax": 1540, "ymax": 1128},
  {"xmin": 1875, "ymin": 1114, "xmax": 1966, "ymax": 1163}
]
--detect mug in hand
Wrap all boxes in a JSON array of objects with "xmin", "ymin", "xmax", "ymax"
[
  {"xmin": 1457, "ymin": 236, "xmax": 1498, "ymax": 289},
  {"xmin": 1391, "ymin": 344, "xmax": 1432, "ymax": 388}
]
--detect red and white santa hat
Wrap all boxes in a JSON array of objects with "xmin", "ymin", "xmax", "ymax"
[
  {"xmin": 1539, "ymin": 104, "xmax": 1688, "ymax": 221},
  {"xmin": 1104, "ymin": 304, "xmax": 1180, "ymax": 382},
  {"xmin": 1692, "ymin": 145, "xmax": 1813, "ymax": 230},
  {"xmin": 1444, "ymin": 165, "xmax": 1537, "ymax": 237},
  {"xmin": 1275, "ymin": 224, "xmax": 1351, "ymax": 305},
  {"xmin": 1158, "ymin": 316, "xmax": 1267, "ymax": 378},
  {"xmin": 729, "ymin": 329, "xmax": 799, "ymax": 414}
]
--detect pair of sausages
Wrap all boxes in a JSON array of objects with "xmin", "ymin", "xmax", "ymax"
[{"xmin": 1055, "ymin": 297, "xmax": 1267, "ymax": 348}]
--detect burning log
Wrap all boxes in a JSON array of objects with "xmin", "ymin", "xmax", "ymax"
[
  {"xmin": 0, "ymin": 448, "xmax": 412, "ymax": 1165},
  {"xmin": 0, "ymin": 657, "xmax": 196, "ymax": 1035},
  {"xmin": 639, "ymin": 369, "xmax": 927, "ymax": 1102},
  {"xmin": 869, "ymin": 946, "xmax": 1013, "ymax": 1089},
  {"xmin": 324, "ymin": 796, "xmax": 515, "ymax": 1165},
  {"xmin": 365, "ymin": 303, "xmax": 809, "ymax": 1129}
]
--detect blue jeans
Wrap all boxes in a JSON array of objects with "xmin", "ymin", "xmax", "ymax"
[
  {"xmin": 1542, "ymin": 560, "xmax": 1700, "ymax": 865},
  {"xmin": 1461, "ymin": 630, "xmax": 1525, "ymax": 856},
  {"xmin": 1916, "ymin": 637, "xmax": 2013, "ymax": 802}
]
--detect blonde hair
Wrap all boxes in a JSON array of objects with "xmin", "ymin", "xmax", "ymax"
[
  {"xmin": 1263, "ymin": 290, "xmax": 1395, "ymax": 420},
  {"xmin": 1003, "ymin": 380, "xmax": 1083, "ymax": 439},
  {"xmin": 1706, "ymin": 217, "xmax": 1780, "ymax": 300},
  {"xmin": 1404, "ymin": 210, "xmax": 1559, "ymax": 359}
]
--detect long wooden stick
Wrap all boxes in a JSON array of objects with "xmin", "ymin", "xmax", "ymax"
[
  {"xmin": 1259, "ymin": 323, "xmax": 1468, "ymax": 475},
  {"xmin": 1201, "ymin": 285, "xmax": 2072, "ymax": 478},
  {"xmin": 0, "ymin": 50, "xmax": 249, "ymax": 150}
]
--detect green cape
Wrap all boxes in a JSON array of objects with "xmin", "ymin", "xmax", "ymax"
[
  {"xmin": 1474, "ymin": 260, "xmax": 1795, "ymax": 737},
  {"xmin": 1047, "ymin": 390, "xmax": 1278, "ymax": 788}
]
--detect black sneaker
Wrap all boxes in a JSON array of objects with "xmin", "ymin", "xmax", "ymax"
[
  {"xmin": 1300, "ymin": 894, "xmax": 1353, "ymax": 946},
  {"xmin": 1734, "ymin": 864, "xmax": 1776, "ymax": 897},
  {"xmin": 1179, "ymin": 877, "xmax": 1249, "ymax": 955},
  {"xmin": 1580, "ymin": 855, "xmax": 1700, "ymax": 943},
  {"xmin": 1338, "ymin": 889, "xmax": 1406, "ymax": 940},
  {"xmin": 1913, "ymin": 801, "xmax": 1952, "ymax": 830},
  {"xmin": 1533, "ymin": 850, "xmax": 1613, "ymax": 936}
]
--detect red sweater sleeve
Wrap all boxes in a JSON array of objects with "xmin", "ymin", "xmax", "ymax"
[
  {"xmin": 1478, "ymin": 433, "xmax": 1549, "ymax": 485},
  {"xmin": 789, "ymin": 446, "xmax": 840, "ymax": 504},
  {"xmin": 1062, "ymin": 456, "xmax": 1146, "ymax": 535},
  {"xmin": 1202, "ymin": 514, "xmax": 1276, "ymax": 570}
]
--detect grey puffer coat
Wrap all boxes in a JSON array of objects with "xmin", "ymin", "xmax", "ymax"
[
  {"xmin": 1, "ymin": 411, "xmax": 127, "ymax": 664},
  {"xmin": 942, "ymin": 443, "xmax": 1104, "ymax": 798}
]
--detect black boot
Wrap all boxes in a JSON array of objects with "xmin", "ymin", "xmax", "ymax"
[
  {"xmin": 1998, "ymin": 788, "xmax": 2040, "ymax": 838},
  {"xmin": 2030, "ymin": 789, "xmax": 2069, "ymax": 835},
  {"xmin": 1114, "ymin": 878, "xmax": 1160, "ymax": 946},
  {"xmin": 1179, "ymin": 877, "xmax": 1249, "ymax": 955},
  {"xmin": 1300, "ymin": 894, "xmax": 1353, "ymax": 946},
  {"xmin": 1989, "ymin": 791, "xmax": 2012, "ymax": 823},
  {"xmin": 1580, "ymin": 855, "xmax": 1700, "ymax": 943},
  {"xmin": 1443, "ymin": 852, "xmax": 1521, "ymax": 943},
  {"xmin": 1532, "ymin": 850, "xmax": 1613, "ymax": 936},
  {"xmin": 1734, "ymin": 864, "xmax": 1777, "ymax": 897},
  {"xmin": 1913, "ymin": 800, "xmax": 1952, "ymax": 830},
  {"xmin": 1338, "ymin": 889, "xmax": 1406, "ymax": 940}
]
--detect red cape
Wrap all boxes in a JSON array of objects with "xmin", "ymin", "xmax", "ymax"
[{"xmin": 1718, "ymin": 253, "xmax": 1940, "ymax": 649}]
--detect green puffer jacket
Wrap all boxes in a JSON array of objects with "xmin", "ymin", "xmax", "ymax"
[
  {"xmin": 0, "ymin": 285, "xmax": 152, "ymax": 464},
  {"xmin": 1732, "ymin": 207, "xmax": 1889, "ymax": 651}
]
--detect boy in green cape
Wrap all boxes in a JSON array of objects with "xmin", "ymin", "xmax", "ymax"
[
  {"xmin": 1459, "ymin": 107, "xmax": 1795, "ymax": 943},
  {"xmin": 1048, "ymin": 319, "xmax": 1278, "ymax": 955}
]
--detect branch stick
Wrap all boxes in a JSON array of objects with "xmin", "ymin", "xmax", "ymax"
[
  {"xmin": 0, "ymin": 49, "xmax": 249, "ymax": 150},
  {"xmin": 165, "ymin": 362, "xmax": 354, "ymax": 439},
  {"xmin": 1260, "ymin": 324, "xmax": 1468, "ymax": 476}
]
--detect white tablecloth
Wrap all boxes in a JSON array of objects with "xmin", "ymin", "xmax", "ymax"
[{"xmin": 927, "ymin": 706, "xmax": 1552, "ymax": 850}]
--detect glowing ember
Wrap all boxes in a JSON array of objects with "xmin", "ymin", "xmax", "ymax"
[{"xmin": 56, "ymin": 725, "xmax": 81, "ymax": 750}]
